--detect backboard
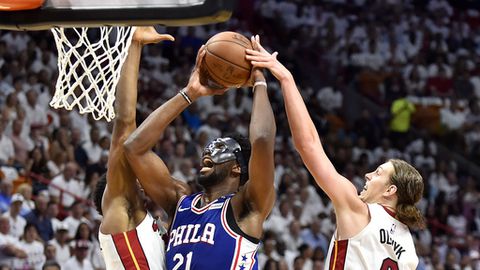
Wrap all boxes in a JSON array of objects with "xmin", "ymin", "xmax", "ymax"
[{"xmin": 0, "ymin": 0, "xmax": 234, "ymax": 30}]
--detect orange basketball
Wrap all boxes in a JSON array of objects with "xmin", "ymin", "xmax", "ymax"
[{"xmin": 200, "ymin": 31, "xmax": 253, "ymax": 88}]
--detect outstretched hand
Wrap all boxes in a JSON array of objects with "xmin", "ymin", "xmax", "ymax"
[
  {"xmin": 132, "ymin": 26, "xmax": 175, "ymax": 45},
  {"xmin": 244, "ymin": 35, "xmax": 266, "ymax": 87},
  {"xmin": 246, "ymin": 35, "xmax": 292, "ymax": 83},
  {"xmin": 185, "ymin": 45, "xmax": 228, "ymax": 101}
]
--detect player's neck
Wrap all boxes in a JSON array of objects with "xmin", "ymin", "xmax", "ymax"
[
  {"xmin": 379, "ymin": 203, "xmax": 396, "ymax": 213},
  {"xmin": 201, "ymin": 183, "xmax": 237, "ymax": 207}
]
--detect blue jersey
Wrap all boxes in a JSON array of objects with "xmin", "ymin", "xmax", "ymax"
[{"xmin": 166, "ymin": 193, "xmax": 259, "ymax": 270}]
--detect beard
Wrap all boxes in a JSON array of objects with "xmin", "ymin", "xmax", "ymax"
[{"xmin": 197, "ymin": 167, "xmax": 230, "ymax": 189}]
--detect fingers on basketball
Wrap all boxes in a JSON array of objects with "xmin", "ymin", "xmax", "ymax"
[{"xmin": 195, "ymin": 45, "xmax": 206, "ymax": 67}]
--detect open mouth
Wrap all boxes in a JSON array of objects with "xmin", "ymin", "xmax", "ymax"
[{"xmin": 200, "ymin": 157, "xmax": 214, "ymax": 175}]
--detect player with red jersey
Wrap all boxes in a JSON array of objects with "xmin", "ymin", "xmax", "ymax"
[{"xmin": 246, "ymin": 37, "xmax": 424, "ymax": 270}]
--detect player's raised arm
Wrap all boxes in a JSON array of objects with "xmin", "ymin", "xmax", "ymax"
[
  {"xmin": 102, "ymin": 27, "xmax": 174, "ymax": 217},
  {"xmin": 239, "ymin": 36, "xmax": 276, "ymax": 220},
  {"xmin": 245, "ymin": 39, "xmax": 364, "ymax": 213},
  {"xmin": 123, "ymin": 46, "xmax": 227, "ymax": 216}
]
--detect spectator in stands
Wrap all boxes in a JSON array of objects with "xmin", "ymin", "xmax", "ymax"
[
  {"xmin": 81, "ymin": 127, "xmax": 102, "ymax": 165},
  {"xmin": 42, "ymin": 261, "xmax": 61, "ymax": 270},
  {"xmin": 373, "ymin": 138, "xmax": 401, "ymax": 164},
  {"xmin": 43, "ymin": 243, "xmax": 56, "ymax": 267},
  {"xmin": 297, "ymin": 244, "xmax": 313, "ymax": 270},
  {"xmin": 8, "ymin": 119, "xmax": 33, "ymax": 166},
  {"xmin": 315, "ymin": 80, "xmax": 344, "ymax": 113},
  {"xmin": 62, "ymin": 201, "xmax": 89, "ymax": 240},
  {"xmin": 45, "ymin": 202, "xmax": 61, "ymax": 232},
  {"xmin": 389, "ymin": 91, "xmax": 416, "ymax": 150},
  {"xmin": 2, "ymin": 194, "xmax": 25, "ymax": 240},
  {"xmin": 171, "ymin": 159, "xmax": 196, "ymax": 184},
  {"xmin": 49, "ymin": 128, "xmax": 74, "ymax": 163},
  {"xmin": 195, "ymin": 112, "xmax": 222, "ymax": 143},
  {"xmin": 48, "ymin": 224, "xmax": 69, "ymax": 269},
  {"xmin": 0, "ymin": 182, "xmax": 12, "ymax": 213},
  {"xmin": 405, "ymin": 66, "xmax": 427, "ymax": 96},
  {"xmin": 275, "ymin": 240, "xmax": 296, "ymax": 270},
  {"xmin": 28, "ymin": 125, "xmax": 49, "ymax": 157},
  {"xmin": 25, "ymin": 147, "xmax": 50, "ymax": 194},
  {"xmin": 48, "ymin": 162, "xmax": 83, "ymax": 208},
  {"xmin": 258, "ymin": 236, "xmax": 281, "ymax": 270},
  {"xmin": 63, "ymin": 240, "xmax": 93, "ymax": 270},
  {"xmin": 413, "ymin": 144, "xmax": 436, "ymax": 171},
  {"xmin": 24, "ymin": 194, "xmax": 53, "ymax": 242},
  {"xmin": 300, "ymin": 217, "xmax": 329, "ymax": 256},
  {"xmin": 440, "ymin": 100, "xmax": 468, "ymax": 150},
  {"xmin": 15, "ymin": 223, "xmax": 45, "ymax": 270},
  {"xmin": 15, "ymin": 184, "xmax": 34, "ymax": 215},
  {"xmin": 0, "ymin": 115, "xmax": 14, "ymax": 166},
  {"xmin": 264, "ymin": 198, "xmax": 292, "ymax": 235},
  {"xmin": 24, "ymin": 89, "xmax": 48, "ymax": 128},
  {"xmin": 282, "ymin": 220, "xmax": 303, "ymax": 253},
  {"xmin": 292, "ymin": 256, "xmax": 304, "ymax": 270},
  {"xmin": 0, "ymin": 216, "xmax": 27, "ymax": 268},
  {"xmin": 45, "ymin": 151, "xmax": 66, "ymax": 179},
  {"xmin": 71, "ymin": 223, "xmax": 93, "ymax": 262},
  {"xmin": 2, "ymin": 94, "xmax": 18, "ymax": 122}
]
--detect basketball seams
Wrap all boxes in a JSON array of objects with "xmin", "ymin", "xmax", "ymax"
[
  {"xmin": 204, "ymin": 49, "xmax": 251, "ymax": 72},
  {"xmin": 201, "ymin": 31, "xmax": 253, "ymax": 87},
  {"xmin": 206, "ymin": 39, "xmax": 252, "ymax": 50},
  {"xmin": 203, "ymin": 54, "xmax": 250, "ymax": 86}
]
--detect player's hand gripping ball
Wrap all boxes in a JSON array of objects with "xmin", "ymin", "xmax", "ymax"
[{"xmin": 199, "ymin": 31, "xmax": 253, "ymax": 89}]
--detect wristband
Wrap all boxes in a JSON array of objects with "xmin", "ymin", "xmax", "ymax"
[
  {"xmin": 179, "ymin": 88, "xmax": 192, "ymax": 104},
  {"xmin": 253, "ymin": 81, "xmax": 267, "ymax": 93}
]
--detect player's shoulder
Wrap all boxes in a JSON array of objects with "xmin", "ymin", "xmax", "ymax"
[
  {"xmin": 172, "ymin": 177, "xmax": 191, "ymax": 197},
  {"xmin": 369, "ymin": 204, "xmax": 410, "ymax": 230}
]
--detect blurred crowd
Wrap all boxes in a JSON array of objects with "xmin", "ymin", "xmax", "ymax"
[{"xmin": 0, "ymin": 0, "xmax": 479, "ymax": 269}]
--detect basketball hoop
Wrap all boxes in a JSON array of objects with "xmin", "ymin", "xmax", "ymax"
[
  {"xmin": 0, "ymin": 0, "xmax": 234, "ymax": 121},
  {"xmin": 50, "ymin": 26, "xmax": 136, "ymax": 122}
]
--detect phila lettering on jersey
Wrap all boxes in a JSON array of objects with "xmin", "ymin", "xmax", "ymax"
[
  {"xmin": 99, "ymin": 213, "xmax": 166, "ymax": 270},
  {"xmin": 166, "ymin": 193, "xmax": 259, "ymax": 270},
  {"xmin": 324, "ymin": 203, "xmax": 418, "ymax": 270}
]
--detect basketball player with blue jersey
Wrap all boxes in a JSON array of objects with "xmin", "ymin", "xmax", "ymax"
[
  {"xmin": 246, "ymin": 40, "xmax": 425, "ymax": 269},
  {"xmin": 92, "ymin": 27, "xmax": 175, "ymax": 270},
  {"xmin": 124, "ymin": 35, "xmax": 276, "ymax": 270}
]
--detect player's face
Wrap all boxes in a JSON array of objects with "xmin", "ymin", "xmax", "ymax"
[
  {"xmin": 359, "ymin": 162, "xmax": 395, "ymax": 203},
  {"xmin": 198, "ymin": 137, "xmax": 240, "ymax": 188},
  {"xmin": 197, "ymin": 156, "xmax": 232, "ymax": 188}
]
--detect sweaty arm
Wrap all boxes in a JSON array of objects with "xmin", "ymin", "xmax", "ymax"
[
  {"xmin": 234, "ymin": 37, "xmax": 276, "ymax": 239},
  {"xmin": 124, "ymin": 45, "xmax": 226, "ymax": 218},
  {"xmin": 102, "ymin": 28, "xmax": 174, "ymax": 231},
  {"xmin": 245, "ymin": 39, "xmax": 365, "ymax": 215},
  {"xmin": 102, "ymin": 35, "xmax": 145, "ymax": 213}
]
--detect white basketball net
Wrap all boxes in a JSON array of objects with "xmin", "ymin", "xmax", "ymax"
[{"xmin": 50, "ymin": 26, "xmax": 136, "ymax": 122}]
